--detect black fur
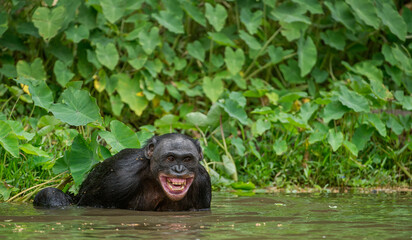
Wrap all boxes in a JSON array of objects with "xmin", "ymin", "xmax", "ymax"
[{"xmin": 33, "ymin": 133, "xmax": 211, "ymax": 211}]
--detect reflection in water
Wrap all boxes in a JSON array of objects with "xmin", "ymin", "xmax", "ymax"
[{"xmin": 0, "ymin": 192, "xmax": 411, "ymax": 239}]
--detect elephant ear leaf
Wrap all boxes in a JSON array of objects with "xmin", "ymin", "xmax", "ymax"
[
  {"xmin": 50, "ymin": 88, "xmax": 102, "ymax": 126},
  {"xmin": 32, "ymin": 6, "xmax": 65, "ymax": 41}
]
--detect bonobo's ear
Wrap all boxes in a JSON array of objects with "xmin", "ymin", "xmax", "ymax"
[
  {"xmin": 144, "ymin": 137, "xmax": 157, "ymax": 159},
  {"xmin": 194, "ymin": 139, "xmax": 203, "ymax": 161}
]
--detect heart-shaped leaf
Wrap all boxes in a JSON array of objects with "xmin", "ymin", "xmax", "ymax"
[
  {"xmin": 100, "ymin": 0, "xmax": 126, "ymax": 23},
  {"xmin": 352, "ymin": 125, "xmax": 374, "ymax": 151},
  {"xmin": 366, "ymin": 113, "xmax": 387, "ymax": 137},
  {"xmin": 298, "ymin": 36, "xmax": 317, "ymax": 77},
  {"xmin": 203, "ymin": 77, "xmax": 223, "ymax": 102},
  {"xmin": 187, "ymin": 41, "xmax": 205, "ymax": 62},
  {"xmin": 115, "ymin": 73, "xmax": 148, "ymax": 116},
  {"xmin": 321, "ymin": 101, "xmax": 350, "ymax": 123},
  {"xmin": 14, "ymin": 77, "xmax": 53, "ymax": 111},
  {"xmin": 96, "ymin": 43, "xmax": 119, "ymax": 70},
  {"xmin": 239, "ymin": 30, "xmax": 261, "ymax": 50},
  {"xmin": 32, "ymin": 6, "xmax": 65, "ymax": 41},
  {"xmin": 50, "ymin": 88, "xmax": 102, "ymax": 126},
  {"xmin": 338, "ymin": 86, "xmax": 370, "ymax": 113},
  {"xmin": 139, "ymin": 27, "xmax": 160, "ymax": 55},
  {"xmin": 99, "ymin": 120, "xmax": 140, "ymax": 153},
  {"xmin": 20, "ymin": 143, "xmax": 50, "ymax": 157},
  {"xmin": 328, "ymin": 129, "xmax": 344, "ymax": 152},
  {"xmin": 218, "ymin": 99, "xmax": 248, "ymax": 125},
  {"xmin": 273, "ymin": 138, "xmax": 288, "ymax": 155},
  {"xmin": 224, "ymin": 47, "xmax": 245, "ymax": 75},
  {"xmin": 0, "ymin": 120, "xmax": 19, "ymax": 158},
  {"xmin": 16, "ymin": 58, "xmax": 46, "ymax": 81},
  {"xmin": 240, "ymin": 8, "xmax": 262, "ymax": 34},
  {"xmin": 65, "ymin": 24, "xmax": 89, "ymax": 43},
  {"xmin": 65, "ymin": 135, "xmax": 99, "ymax": 188},
  {"xmin": 205, "ymin": 3, "xmax": 227, "ymax": 32},
  {"xmin": 53, "ymin": 60, "xmax": 74, "ymax": 87},
  {"xmin": 346, "ymin": 0, "xmax": 379, "ymax": 29},
  {"xmin": 181, "ymin": 1, "xmax": 206, "ymax": 27},
  {"xmin": 375, "ymin": 0, "xmax": 407, "ymax": 41},
  {"xmin": 153, "ymin": 10, "xmax": 184, "ymax": 34}
]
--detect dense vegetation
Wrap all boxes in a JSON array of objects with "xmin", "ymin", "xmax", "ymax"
[{"xmin": 0, "ymin": 0, "xmax": 411, "ymax": 201}]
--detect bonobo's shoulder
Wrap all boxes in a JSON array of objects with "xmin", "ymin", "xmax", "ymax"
[{"xmin": 112, "ymin": 148, "xmax": 144, "ymax": 159}]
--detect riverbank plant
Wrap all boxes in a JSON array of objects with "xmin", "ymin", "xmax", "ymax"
[{"xmin": 0, "ymin": 0, "xmax": 411, "ymax": 201}]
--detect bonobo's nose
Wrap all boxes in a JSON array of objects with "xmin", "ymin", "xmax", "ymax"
[{"xmin": 171, "ymin": 164, "xmax": 186, "ymax": 174}]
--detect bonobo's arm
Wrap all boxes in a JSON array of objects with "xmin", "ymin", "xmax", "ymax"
[
  {"xmin": 77, "ymin": 148, "xmax": 149, "ymax": 208},
  {"xmin": 190, "ymin": 164, "xmax": 212, "ymax": 210}
]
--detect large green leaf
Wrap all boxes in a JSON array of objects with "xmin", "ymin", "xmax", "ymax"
[
  {"xmin": 328, "ymin": 129, "xmax": 344, "ymax": 152},
  {"xmin": 394, "ymin": 91, "xmax": 412, "ymax": 110},
  {"xmin": 218, "ymin": 99, "xmax": 248, "ymax": 125},
  {"xmin": 273, "ymin": 138, "xmax": 288, "ymax": 155},
  {"xmin": 224, "ymin": 47, "xmax": 245, "ymax": 75},
  {"xmin": 252, "ymin": 119, "xmax": 271, "ymax": 136},
  {"xmin": 6, "ymin": 120, "xmax": 34, "ymax": 141},
  {"xmin": 116, "ymin": 74, "xmax": 148, "ymax": 116},
  {"xmin": 345, "ymin": 0, "xmax": 379, "ymax": 29},
  {"xmin": 292, "ymin": 0, "xmax": 323, "ymax": 14},
  {"xmin": 50, "ymin": 88, "xmax": 102, "ymax": 126},
  {"xmin": 16, "ymin": 58, "xmax": 46, "ymax": 81},
  {"xmin": 240, "ymin": 8, "xmax": 263, "ymax": 34},
  {"xmin": 239, "ymin": 30, "xmax": 261, "ymax": 50},
  {"xmin": 205, "ymin": 3, "xmax": 227, "ymax": 32},
  {"xmin": 320, "ymin": 30, "xmax": 346, "ymax": 51},
  {"xmin": 324, "ymin": 1, "xmax": 356, "ymax": 31},
  {"xmin": 65, "ymin": 24, "xmax": 89, "ymax": 43},
  {"xmin": 19, "ymin": 144, "xmax": 50, "ymax": 157},
  {"xmin": 126, "ymin": 45, "xmax": 148, "ymax": 70},
  {"xmin": 366, "ymin": 113, "xmax": 387, "ymax": 137},
  {"xmin": 267, "ymin": 46, "xmax": 293, "ymax": 64},
  {"xmin": 375, "ymin": 0, "xmax": 407, "ymax": 41},
  {"xmin": 352, "ymin": 125, "xmax": 374, "ymax": 151},
  {"xmin": 321, "ymin": 101, "xmax": 350, "ymax": 123},
  {"xmin": 343, "ymin": 140, "xmax": 358, "ymax": 157},
  {"xmin": 153, "ymin": 10, "xmax": 184, "ymax": 34},
  {"xmin": 14, "ymin": 77, "xmax": 53, "ymax": 110},
  {"xmin": 96, "ymin": 43, "xmax": 119, "ymax": 70},
  {"xmin": 65, "ymin": 135, "xmax": 99, "ymax": 188},
  {"xmin": 279, "ymin": 59, "xmax": 305, "ymax": 83},
  {"xmin": 181, "ymin": 1, "xmax": 206, "ymax": 27},
  {"xmin": 0, "ymin": 121, "xmax": 19, "ymax": 158},
  {"xmin": 100, "ymin": 0, "xmax": 126, "ymax": 23},
  {"xmin": 99, "ymin": 120, "xmax": 140, "ymax": 153},
  {"xmin": 139, "ymin": 27, "xmax": 160, "ymax": 55},
  {"xmin": 298, "ymin": 36, "xmax": 317, "ymax": 77},
  {"xmin": 271, "ymin": 2, "xmax": 310, "ymax": 24},
  {"xmin": 32, "ymin": 6, "xmax": 65, "ymax": 41},
  {"xmin": 338, "ymin": 86, "xmax": 370, "ymax": 113},
  {"xmin": 187, "ymin": 41, "xmax": 205, "ymax": 62},
  {"xmin": 203, "ymin": 77, "xmax": 223, "ymax": 102},
  {"xmin": 222, "ymin": 155, "xmax": 237, "ymax": 181},
  {"xmin": 53, "ymin": 60, "xmax": 74, "ymax": 87}
]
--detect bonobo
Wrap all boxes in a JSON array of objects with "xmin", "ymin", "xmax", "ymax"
[{"xmin": 34, "ymin": 133, "xmax": 211, "ymax": 211}]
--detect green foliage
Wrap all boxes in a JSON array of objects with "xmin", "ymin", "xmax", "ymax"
[{"xmin": 0, "ymin": 0, "xmax": 411, "ymax": 200}]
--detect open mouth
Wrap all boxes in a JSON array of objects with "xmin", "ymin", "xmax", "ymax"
[{"xmin": 159, "ymin": 174, "xmax": 194, "ymax": 201}]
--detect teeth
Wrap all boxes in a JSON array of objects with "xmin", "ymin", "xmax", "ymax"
[{"xmin": 166, "ymin": 178, "xmax": 187, "ymax": 191}]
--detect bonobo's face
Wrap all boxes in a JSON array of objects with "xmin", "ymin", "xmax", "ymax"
[{"xmin": 149, "ymin": 136, "xmax": 201, "ymax": 201}]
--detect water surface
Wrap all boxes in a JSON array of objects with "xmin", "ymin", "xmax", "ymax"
[{"xmin": 0, "ymin": 192, "xmax": 411, "ymax": 239}]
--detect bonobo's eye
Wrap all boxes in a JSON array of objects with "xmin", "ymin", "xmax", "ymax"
[
  {"xmin": 183, "ymin": 157, "xmax": 192, "ymax": 162},
  {"xmin": 166, "ymin": 156, "xmax": 174, "ymax": 162}
]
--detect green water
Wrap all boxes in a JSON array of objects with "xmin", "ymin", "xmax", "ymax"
[{"xmin": 0, "ymin": 192, "xmax": 411, "ymax": 239}]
